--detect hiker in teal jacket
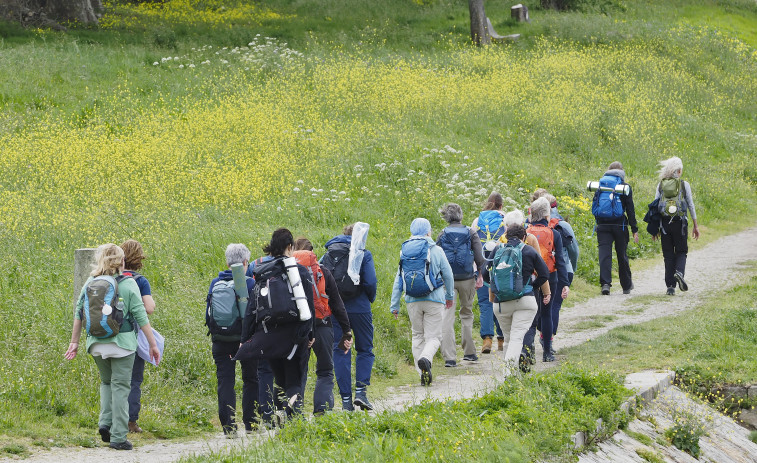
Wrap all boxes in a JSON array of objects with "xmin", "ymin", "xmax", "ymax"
[{"xmin": 390, "ymin": 218, "xmax": 455, "ymax": 386}]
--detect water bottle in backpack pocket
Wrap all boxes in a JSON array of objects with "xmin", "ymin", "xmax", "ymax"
[
  {"xmin": 490, "ymin": 243, "xmax": 531, "ymax": 302},
  {"xmin": 81, "ymin": 275, "xmax": 133, "ymax": 339},
  {"xmin": 252, "ymin": 258, "xmax": 300, "ymax": 332},
  {"xmin": 399, "ymin": 238, "xmax": 444, "ymax": 298},
  {"xmin": 438, "ymin": 226, "xmax": 475, "ymax": 279}
]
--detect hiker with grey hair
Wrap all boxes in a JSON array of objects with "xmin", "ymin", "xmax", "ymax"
[
  {"xmin": 391, "ymin": 218, "xmax": 455, "ymax": 386},
  {"xmin": 652, "ymin": 156, "xmax": 699, "ymax": 295},
  {"xmin": 523, "ymin": 197, "xmax": 570, "ymax": 363},
  {"xmin": 592, "ymin": 161, "xmax": 638, "ymax": 296},
  {"xmin": 205, "ymin": 243, "xmax": 258, "ymax": 437},
  {"xmin": 436, "ymin": 203, "xmax": 485, "ymax": 367}
]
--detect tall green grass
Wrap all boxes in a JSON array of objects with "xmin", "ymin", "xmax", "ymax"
[{"xmin": 0, "ymin": 0, "xmax": 755, "ymax": 451}]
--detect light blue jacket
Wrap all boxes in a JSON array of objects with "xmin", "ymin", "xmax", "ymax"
[{"xmin": 390, "ymin": 236, "xmax": 455, "ymax": 313}]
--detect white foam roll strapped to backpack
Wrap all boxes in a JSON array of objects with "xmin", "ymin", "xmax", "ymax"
[
  {"xmin": 282, "ymin": 257, "xmax": 312, "ymax": 321},
  {"xmin": 586, "ymin": 181, "xmax": 630, "ymax": 196}
]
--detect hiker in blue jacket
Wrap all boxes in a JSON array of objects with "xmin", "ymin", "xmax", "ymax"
[
  {"xmin": 593, "ymin": 161, "xmax": 639, "ymax": 295},
  {"xmin": 206, "ymin": 243, "xmax": 258, "ymax": 436},
  {"xmin": 390, "ymin": 218, "xmax": 455, "ymax": 386},
  {"xmin": 322, "ymin": 224, "xmax": 378, "ymax": 411}
]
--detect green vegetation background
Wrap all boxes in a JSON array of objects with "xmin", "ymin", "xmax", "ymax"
[{"xmin": 0, "ymin": 0, "xmax": 755, "ymax": 459}]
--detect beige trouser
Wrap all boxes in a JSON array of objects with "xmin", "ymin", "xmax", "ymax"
[
  {"xmin": 407, "ymin": 300, "xmax": 444, "ymax": 373},
  {"xmin": 493, "ymin": 295, "xmax": 538, "ymax": 370},
  {"xmin": 441, "ymin": 278, "xmax": 477, "ymax": 361}
]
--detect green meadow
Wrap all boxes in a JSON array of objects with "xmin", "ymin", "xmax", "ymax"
[{"xmin": 0, "ymin": 0, "xmax": 755, "ymax": 459}]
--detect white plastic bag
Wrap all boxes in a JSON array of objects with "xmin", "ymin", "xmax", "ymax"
[
  {"xmin": 348, "ymin": 222, "xmax": 370, "ymax": 285},
  {"xmin": 137, "ymin": 327, "xmax": 165, "ymax": 366}
]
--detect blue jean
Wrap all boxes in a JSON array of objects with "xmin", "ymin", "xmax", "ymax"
[
  {"xmin": 551, "ymin": 272, "xmax": 574, "ymax": 336},
  {"xmin": 300, "ymin": 319, "xmax": 335, "ymax": 413},
  {"xmin": 333, "ymin": 311, "xmax": 374, "ymax": 395},
  {"xmin": 477, "ymin": 285, "xmax": 503, "ymax": 339},
  {"xmin": 522, "ymin": 272, "xmax": 556, "ymax": 356},
  {"xmin": 128, "ymin": 355, "xmax": 145, "ymax": 422}
]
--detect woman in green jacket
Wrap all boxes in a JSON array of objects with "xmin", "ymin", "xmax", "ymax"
[{"xmin": 65, "ymin": 243, "xmax": 161, "ymax": 450}]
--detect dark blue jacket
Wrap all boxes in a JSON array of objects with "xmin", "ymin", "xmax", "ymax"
[{"xmin": 324, "ymin": 235, "xmax": 377, "ymax": 314}]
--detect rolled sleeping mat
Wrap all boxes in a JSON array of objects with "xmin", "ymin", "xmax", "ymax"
[
  {"xmin": 230, "ymin": 263, "xmax": 249, "ymax": 313},
  {"xmin": 282, "ymin": 257, "xmax": 312, "ymax": 321},
  {"xmin": 586, "ymin": 181, "xmax": 630, "ymax": 195}
]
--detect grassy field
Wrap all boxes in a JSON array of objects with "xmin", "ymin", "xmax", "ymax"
[{"xmin": 0, "ymin": 0, "xmax": 756, "ymax": 458}]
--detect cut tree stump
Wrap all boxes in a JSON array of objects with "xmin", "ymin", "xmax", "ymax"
[{"xmin": 511, "ymin": 4, "xmax": 530, "ymax": 22}]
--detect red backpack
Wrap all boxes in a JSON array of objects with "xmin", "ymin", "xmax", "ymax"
[
  {"xmin": 527, "ymin": 223, "xmax": 556, "ymax": 273},
  {"xmin": 292, "ymin": 250, "xmax": 331, "ymax": 319}
]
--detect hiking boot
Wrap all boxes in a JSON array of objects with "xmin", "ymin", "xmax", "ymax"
[
  {"xmin": 497, "ymin": 337, "xmax": 505, "ymax": 351},
  {"xmin": 666, "ymin": 287, "xmax": 675, "ymax": 296},
  {"xmin": 341, "ymin": 394, "xmax": 354, "ymax": 411},
  {"xmin": 601, "ymin": 284, "xmax": 611, "ymax": 295},
  {"xmin": 128, "ymin": 421, "xmax": 143, "ymax": 434},
  {"xmin": 98, "ymin": 426, "xmax": 111, "ymax": 443},
  {"xmin": 109, "ymin": 440, "xmax": 133, "ymax": 450},
  {"xmin": 353, "ymin": 390, "xmax": 374, "ymax": 411},
  {"xmin": 444, "ymin": 360, "xmax": 457, "ymax": 368},
  {"xmin": 523, "ymin": 345, "xmax": 535, "ymax": 365},
  {"xmin": 543, "ymin": 352, "xmax": 556, "ymax": 363},
  {"xmin": 623, "ymin": 284, "xmax": 634, "ymax": 295},
  {"xmin": 418, "ymin": 357, "xmax": 432, "ymax": 386},
  {"xmin": 463, "ymin": 353, "xmax": 479, "ymax": 362},
  {"xmin": 674, "ymin": 272, "xmax": 688, "ymax": 291},
  {"xmin": 518, "ymin": 353, "xmax": 531, "ymax": 373},
  {"xmin": 481, "ymin": 337, "xmax": 493, "ymax": 354}
]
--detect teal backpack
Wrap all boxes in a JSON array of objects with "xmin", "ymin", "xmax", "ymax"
[{"xmin": 490, "ymin": 243, "xmax": 531, "ymax": 302}]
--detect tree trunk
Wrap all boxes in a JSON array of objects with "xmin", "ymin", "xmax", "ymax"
[
  {"xmin": 45, "ymin": 0, "xmax": 100, "ymax": 24},
  {"xmin": 468, "ymin": 0, "xmax": 490, "ymax": 46}
]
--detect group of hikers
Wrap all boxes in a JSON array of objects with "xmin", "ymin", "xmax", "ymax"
[{"xmin": 64, "ymin": 156, "xmax": 699, "ymax": 449}]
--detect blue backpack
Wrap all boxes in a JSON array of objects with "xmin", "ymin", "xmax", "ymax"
[
  {"xmin": 437, "ymin": 226, "xmax": 474, "ymax": 279},
  {"xmin": 490, "ymin": 243, "xmax": 531, "ymax": 302},
  {"xmin": 399, "ymin": 238, "xmax": 444, "ymax": 297},
  {"xmin": 591, "ymin": 174, "xmax": 625, "ymax": 219}
]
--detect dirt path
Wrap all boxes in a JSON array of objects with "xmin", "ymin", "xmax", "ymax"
[{"xmin": 6, "ymin": 227, "xmax": 757, "ymax": 462}]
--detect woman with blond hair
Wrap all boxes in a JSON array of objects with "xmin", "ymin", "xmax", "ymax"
[
  {"xmin": 653, "ymin": 157, "xmax": 700, "ymax": 295},
  {"xmin": 65, "ymin": 244, "xmax": 160, "ymax": 451},
  {"xmin": 120, "ymin": 240, "xmax": 156, "ymax": 434}
]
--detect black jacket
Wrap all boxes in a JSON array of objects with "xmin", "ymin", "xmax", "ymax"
[{"xmin": 320, "ymin": 267, "xmax": 351, "ymax": 334}]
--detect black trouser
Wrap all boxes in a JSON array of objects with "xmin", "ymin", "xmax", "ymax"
[
  {"xmin": 212, "ymin": 341, "xmax": 258, "ymax": 433},
  {"xmin": 597, "ymin": 225, "xmax": 632, "ymax": 290},
  {"xmin": 661, "ymin": 217, "xmax": 688, "ymax": 288},
  {"xmin": 300, "ymin": 319, "xmax": 335, "ymax": 414},
  {"xmin": 269, "ymin": 354, "xmax": 306, "ymax": 417}
]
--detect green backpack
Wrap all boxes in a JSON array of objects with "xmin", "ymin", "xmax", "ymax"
[
  {"xmin": 659, "ymin": 178, "xmax": 687, "ymax": 218},
  {"xmin": 490, "ymin": 242, "xmax": 532, "ymax": 302}
]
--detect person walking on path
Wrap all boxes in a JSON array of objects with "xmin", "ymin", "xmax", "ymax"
[
  {"xmin": 205, "ymin": 243, "xmax": 258, "ymax": 436},
  {"xmin": 390, "ymin": 218, "xmax": 455, "ymax": 386},
  {"xmin": 471, "ymin": 192, "xmax": 507, "ymax": 353},
  {"xmin": 119, "ymin": 240, "xmax": 156, "ymax": 435},
  {"xmin": 592, "ymin": 161, "xmax": 639, "ymax": 295},
  {"xmin": 652, "ymin": 156, "xmax": 700, "ymax": 295},
  {"xmin": 65, "ymin": 244, "xmax": 161, "ymax": 451},
  {"xmin": 488, "ymin": 219, "xmax": 550, "ymax": 374},
  {"xmin": 436, "ymin": 203, "xmax": 485, "ymax": 367},
  {"xmin": 236, "ymin": 229, "xmax": 315, "ymax": 421},
  {"xmin": 523, "ymin": 197, "xmax": 570, "ymax": 363},
  {"xmin": 321, "ymin": 224, "xmax": 378, "ymax": 411},
  {"xmin": 292, "ymin": 238, "xmax": 353, "ymax": 415}
]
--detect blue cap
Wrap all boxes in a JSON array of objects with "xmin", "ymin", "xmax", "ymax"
[{"xmin": 410, "ymin": 218, "xmax": 431, "ymax": 236}]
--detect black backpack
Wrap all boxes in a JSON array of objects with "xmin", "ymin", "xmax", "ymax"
[
  {"xmin": 252, "ymin": 257, "xmax": 300, "ymax": 332},
  {"xmin": 320, "ymin": 242, "xmax": 362, "ymax": 301}
]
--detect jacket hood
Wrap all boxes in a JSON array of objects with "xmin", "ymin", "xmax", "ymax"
[
  {"xmin": 217, "ymin": 269, "xmax": 233, "ymax": 280},
  {"xmin": 325, "ymin": 235, "xmax": 351, "ymax": 249},
  {"xmin": 604, "ymin": 169, "xmax": 626, "ymax": 181}
]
